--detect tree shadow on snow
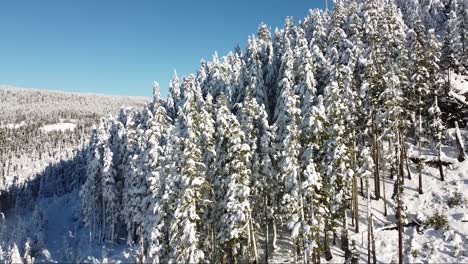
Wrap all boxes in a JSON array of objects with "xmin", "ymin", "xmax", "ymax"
[{"xmin": 0, "ymin": 147, "xmax": 88, "ymax": 216}]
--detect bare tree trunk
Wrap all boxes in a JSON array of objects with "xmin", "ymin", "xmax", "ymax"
[
  {"xmin": 298, "ymin": 165, "xmax": 308, "ymax": 264},
  {"xmin": 366, "ymin": 175, "xmax": 371, "ymax": 264},
  {"xmin": 341, "ymin": 211, "xmax": 350, "ymax": 259},
  {"xmin": 212, "ymin": 227, "xmax": 216, "ymax": 263},
  {"xmin": 438, "ymin": 141, "xmax": 445, "ymax": 181},
  {"xmin": 272, "ymin": 218, "xmax": 277, "ymax": 250},
  {"xmin": 376, "ymin": 139, "xmax": 381, "ymax": 198},
  {"xmin": 397, "ymin": 163, "xmax": 404, "ymax": 264},
  {"xmin": 370, "ymin": 214, "xmax": 376, "ymax": 264},
  {"xmin": 372, "ymin": 112, "xmax": 381, "ymax": 200},
  {"xmin": 249, "ymin": 211, "xmax": 259, "ymax": 264},
  {"xmin": 102, "ymin": 202, "xmax": 105, "ymax": 242},
  {"xmin": 417, "ymin": 103, "xmax": 424, "ymax": 195},
  {"xmin": 351, "ymin": 132, "xmax": 359, "ymax": 233},
  {"xmin": 264, "ymin": 196, "xmax": 269, "ymax": 264},
  {"xmin": 324, "ymin": 223, "xmax": 333, "ymax": 261},
  {"xmin": 360, "ymin": 177, "xmax": 364, "ymax": 197},
  {"xmin": 404, "ymin": 145, "xmax": 411, "ymax": 181},
  {"xmin": 382, "ymin": 165, "xmax": 388, "ymax": 217},
  {"xmin": 455, "ymin": 121, "xmax": 466, "ymax": 162},
  {"xmin": 247, "ymin": 218, "xmax": 253, "ymax": 262},
  {"xmin": 314, "ymin": 233, "xmax": 321, "ymax": 264},
  {"xmin": 398, "ymin": 131, "xmax": 406, "ymax": 184}
]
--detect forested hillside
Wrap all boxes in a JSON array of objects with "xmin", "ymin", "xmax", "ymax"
[
  {"xmin": 1, "ymin": 0, "xmax": 468, "ymax": 263},
  {"xmin": 0, "ymin": 87, "xmax": 147, "ymax": 210}
]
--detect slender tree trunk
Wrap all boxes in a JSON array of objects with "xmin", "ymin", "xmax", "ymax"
[
  {"xmin": 392, "ymin": 140, "xmax": 398, "ymax": 181},
  {"xmin": 111, "ymin": 216, "xmax": 115, "ymax": 243},
  {"xmin": 247, "ymin": 218, "xmax": 253, "ymax": 263},
  {"xmin": 360, "ymin": 177, "xmax": 364, "ymax": 197},
  {"xmin": 298, "ymin": 167, "xmax": 308, "ymax": 264},
  {"xmin": 212, "ymin": 227, "xmax": 216, "ymax": 263},
  {"xmin": 372, "ymin": 112, "xmax": 381, "ymax": 200},
  {"xmin": 376, "ymin": 139, "xmax": 381, "ymax": 199},
  {"xmin": 404, "ymin": 145, "xmax": 411, "ymax": 181},
  {"xmin": 398, "ymin": 131, "xmax": 406, "ymax": 184},
  {"xmin": 366, "ymin": 173, "xmax": 371, "ymax": 264},
  {"xmin": 455, "ymin": 121, "xmax": 466, "ymax": 162},
  {"xmin": 272, "ymin": 218, "xmax": 277, "ymax": 250},
  {"xmin": 438, "ymin": 141, "xmax": 445, "ymax": 181},
  {"xmin": 324, "ymin": 222, "xmax": 333, "ymax": 261},
  {"xmin": 300, "ymin": 206, "xmax": 308, "ymax": 263},
  {"xmin": 251, "ymin": 214, "xmax": 259, "ymax": 264},
  {"xmin": 314, "ymin": 233, "xmax": 321, "ymax": 264},
  {"xmin": 398, "ymin": 130, "xmax": 409, "ymax": 182},
  {"xmin": 418, "ymin": 107, "xmax": 424, "ymax": 195},
  {"xmin": 397, "ymin": 164, "xmax": 404, "ymax": 264},
  {"xmin": 264, "ymin": 196, "xmax": 269, "ymax": 264},
  {"xmin": 351, "ymin": 132, "xmax": 359, "ymax": 233},
  {"xmin": 341, "ymin": 211, "xmax": 350, "ymax": 259},
  {"xmin": 370, "ymin": 214, "xmax": 376, "ymax": 264},
  {"xmin": 102, "ymin": 202, "xmax": 105, "ymax": 242},
  {"xmin": 382, "ymin": 162, "xmax": 388, "ymax": 217},
  {"xmin": 247, "ymin": 211, "xmax": 259, "ymax": 264}
]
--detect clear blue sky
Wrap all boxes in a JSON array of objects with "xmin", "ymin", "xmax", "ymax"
[{"xmin": 0, "ymin": 0, "xmax": 326, "ymax": 97}]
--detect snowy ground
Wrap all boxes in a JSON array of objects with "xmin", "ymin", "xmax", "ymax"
[
  {"xmin": 351, "ymin": 158, "xmax": 468, "ymax": 263},
  {"xmin": 40, "ymin": 122, "xmax": 77, "ymax": 132},
  {"xmin": 260, "ymin": 141, "xmax": 468, "ymax": 263},
  {"xmin": 451, "ymin": 73, "xmax": 468, "ymax": 94}
]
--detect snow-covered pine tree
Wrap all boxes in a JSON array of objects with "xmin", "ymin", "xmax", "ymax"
[
  {"xmin": 457, "ymin": 0, "xmax": 467, "ymax": 73},
  {"xmin": 294, "ymin": 27, "xmax": 316, "ymax": 114},
  {"xmin": 237, "ymin": 94, "xmax": 263, "ymax": 263},
  {"xmin": 441, "ymin": 3, "xmax": 462, "ymax": 73},
  {"xmin": 214, "ymin": 94, "xmax": 252, "ymax": 263},
  {"xmin": 273, "ymin": 33, "xmax": 316, "ymax": 261},
  {"xmin": 321, "ymin": 66, "xmax": 354, "ymax": 260},
  {"xmin": 8, "ymin": 243, "xmax": 23, "ymax": 264},
  {"xmin": 80, "ymin": 123, "xmax": 108, "ymax": 243},
  {"xmin": 256, "ymin": 22, "xmax": 276, "ymax": 115},
  {"xmin": 429, "ymin": 96, "xmax": 446, "ymax": 181},
  {"xmin": 358, "ymin": 147, "xmax": 375, "ymax": 264},
  {"xmin": 144, "ymin": 83, "xmax": 173, "ymax": 263},
  {"xmin": 300, "ymin": 92, "xmax": 327, "ymax": 261},
  {"xmin": 361, "ymin": 0, "xmax": 387, "ymax": 201},
  {"xmin": 101, "ymin": 140, "xmax": 118, "ymax": 242},
  {"xmin": 237, "ymin": 36, "xmax": 268, "ymax": 108},
  {"xmin": 408, "ymin": 20, "xmax": 431, "ymax": 195},
  {"xmin": 308, "ymin": 9, "xmax": 330, "ymax": 96},
  {"xmin": 195, "ymin": 93, "xmax": 217, "ymax": 256},
  {"xmin": 166, "ymin": 71, "xmax": 181, "ymax": 120},
  {"xmin": 120, "ymin": 108, "xmax": 147, "ymax": 246},
  {"xmin": 166, "ymin": 75, "xmax": 206, "ymax": 263},
  {"xmin": 256, "ymin": 104, "xmax": 276, "ymax": 261},
  {"xmin": 274, "ymin": 67, "xmax": 304, "ymax": 261}
]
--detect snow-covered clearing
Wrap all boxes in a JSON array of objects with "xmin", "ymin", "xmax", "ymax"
[{"xmin": 40, "ymin": 123, "xmax": 77, "ymax": 132}]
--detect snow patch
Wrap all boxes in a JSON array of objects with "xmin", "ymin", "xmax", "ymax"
[
  {"xmin": 450, "ymin": 73, "xmax": 468, "ymax": 94},
  {"xmin": 40, "ymin": 123, "xmax": 77, "ymax": 132}
]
